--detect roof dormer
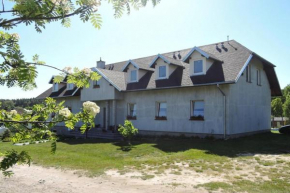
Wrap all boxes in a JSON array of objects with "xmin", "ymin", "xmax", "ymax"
[
  {"xmin": 182, "ymin": 47, "xmax": 223, "ymax": 76},
  {"xmin": 122, "ymin": 60, "xmax": 154, "ymax": 83},
  {"xmin": 149, "ymin": 54, "xmax": 185, "ymax": 80}
]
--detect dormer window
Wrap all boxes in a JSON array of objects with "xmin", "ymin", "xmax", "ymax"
[
  {"xmin": 52, "ymin": 83, "xmax": 58, "ymax": 92},
  {"xmin": 130, "ymin": 70, "xmax": 137, "ymax": 82},
  {"xmin": 193, "ymin": 60, "xmax": 203, "ymax": 74},
  {"xmin": 158, "ymin": 65, "xmax": 167, "ymax": 79},
  {"xmin": 67, "ymin": 83, "xmax": 74, "ymax": 90}
]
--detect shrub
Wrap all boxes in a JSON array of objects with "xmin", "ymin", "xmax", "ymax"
[
  {"xmin": 118, "ymin": 120, "xmax": 138, "ymax": 145},
  {"xmin": 1, "ymin": 129, "xmax": 11, "ymax": 142}
]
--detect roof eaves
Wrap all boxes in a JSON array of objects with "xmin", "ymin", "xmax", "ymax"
[
  {"xmin": 182, "ymin": 47, "xmax": 210, "ymax": 62},
  {"xmin": 121, "ymin": 60, "xmax": 139, "ymax": 72},
  {"xmin": 252, "ymin": 52, "xmax": 276, "ymax": 67},
  {"xmin": 124, "ymin": 80, "xmax": 235, "ymax": 92},
  {"xmin": 235, "ymin": 54, "xmax": 253, "ymax": 83}
]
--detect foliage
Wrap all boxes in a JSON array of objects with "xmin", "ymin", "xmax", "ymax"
[
  {"xmin": 1, "ymin": 129, "xmax": 11, "ymax": 142},
  {"xmin": 0, "ymin": 100, "xmax": 15, "ymax": 111},
  {"xmin": 0, "ymin": 98, "xmax": 43, "ymax": 110},
  {"xmin": 118, "ymin": 120, "xmax": 138, "ymax": 145},
  {"xmin": 0, "ymin": 0, "xmax": 159, "ymax": 89},
  {"xmin": 0, "ymin": 0, "xmax": 160, "ymax": 176},
  {"xmin": 271, "ymin": 98, "xmax": 283, "ymax": 118},
  {"xmin": 283, "ymin": 95, "xmax": 290, "ymax": 119},
  {"xmin": 0, "ymin": 97, "xmax": 100, "ymax": 176},
  {"xmin": 0, "ymin": 150, "xmax": 31, "ymax": 177}
]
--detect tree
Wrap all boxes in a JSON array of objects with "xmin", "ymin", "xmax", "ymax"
[
  {"xmin": 1, "ymin": 100, "xmax": 15, "ymax": 111},
  {"xmin": 0, "ymin": 0, "xmax": 161, "ymax": 176},
  {"xmin": 271, "ymin": 98, "xmax": 283, "ymax": 124},
  {"xmin": 283, "ymin": 96, "xmax": 290, "ymax": 124},
  {"xmin": 118, "ymin": 120, "xmax": 138, "ymax": 145}
]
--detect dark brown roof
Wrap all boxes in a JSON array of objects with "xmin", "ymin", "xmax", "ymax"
[
  {"xmin": 36, "ymin": 84, "xmax": 80, "ymax": 99},
  {"xmin": 99, "ymin": 40, "xmax": 281, "ymax": 96}
]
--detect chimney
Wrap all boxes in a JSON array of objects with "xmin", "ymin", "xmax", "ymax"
[{"xmin": 96, "ymin": 57, "xmax": 105, "ymax": 69}]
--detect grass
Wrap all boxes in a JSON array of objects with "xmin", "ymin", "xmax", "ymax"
[{"xmin": 0, "ymin": 131, "xmax": 290, "ymax": 192}]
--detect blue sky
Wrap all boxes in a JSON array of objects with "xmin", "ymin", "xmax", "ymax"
[{"xmin": 1, "ymin": 0, "xmax": 290, "ymax": 99}]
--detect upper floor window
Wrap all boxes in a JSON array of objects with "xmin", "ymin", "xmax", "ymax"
[
  {"xmin": 158, "ymin": 65, "xmax": 167, "ymax": 79},
  {"xmin": 257, "ymin": 69, "xmax": 261, "ymax": 86},
  {"xmin": 52, "ymin": 83, "xmax": 58, "ymax": 92},
  {"xmin": 156, "ymin": 102, "xmax": 167, "ymax": 120},
  {"xmin": 246, "ymin": 64, "xmax": 251, "ymax": 83},
  {"xmin": 127, "ymin": 103, "xmax": 137, "ymax": 120},
  {"xmin": 67, "ymin": 83, "xmax": 74, "ymax": 90},
  {"xmin": 190, "ymin": 100, "xmax": 204, "ymax": 120},
  {"xmin": 130, "ymin": 70, "xmax": 137, "ymax": 82},
  {"xmin": 193, "ymin": 60, "xmax": 203, "ymax": 74},
  {"xmin": 93, "ymin": 80, "xmax": 100, "ymax": 88}
]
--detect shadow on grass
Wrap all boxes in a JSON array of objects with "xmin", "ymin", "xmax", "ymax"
[{"xmin": 60, "ymin": 132, "xmax": 290, "ymax": 158}]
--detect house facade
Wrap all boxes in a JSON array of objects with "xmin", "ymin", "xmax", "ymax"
[{"xmin": 37, "ymin": 40, "xmax": 281, "ymax": 138}]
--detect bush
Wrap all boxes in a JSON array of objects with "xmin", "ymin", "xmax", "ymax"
[
  {"xmin": 1, "ymin": 129, "xmax": 11, "ymax": 142},
  {"xmin": 279, "ymin": 125, "xmax": 290, "ymax": 134},
  {"xmin": 118, "ymin": 120, "xmax": 138, "ymax": 145}
]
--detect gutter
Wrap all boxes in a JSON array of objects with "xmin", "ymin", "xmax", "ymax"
[{"xmin": 216, "ymin": 84, "xmax": 227, "ymax": 140}]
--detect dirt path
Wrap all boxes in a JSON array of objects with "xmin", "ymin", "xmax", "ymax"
[
  {"xmin": 0, "ymin": 164, "xmax": 207, "ymax": 193},
  {"xmin": 1, "ymin": 154, "xmax": 289, "ymax": 193}
]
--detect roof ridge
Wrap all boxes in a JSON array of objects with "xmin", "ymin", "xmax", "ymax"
[{"xmin": 104, "ymin": 40, "xmax": 237, "ymax": 66}]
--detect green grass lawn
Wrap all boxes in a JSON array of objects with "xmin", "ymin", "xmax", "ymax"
[{"xmin": 1, "ymin": 131, "xmax": 290, "ymax": 192}]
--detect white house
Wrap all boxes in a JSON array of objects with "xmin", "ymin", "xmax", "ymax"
[{"xmin": 37, "ymin": 40, "xmax": 282, "ymax": 139}]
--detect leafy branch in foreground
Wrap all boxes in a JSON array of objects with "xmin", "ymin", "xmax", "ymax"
[{"xmin": 0, "ymin": 98, "xmax": 100, "ymax": 176}]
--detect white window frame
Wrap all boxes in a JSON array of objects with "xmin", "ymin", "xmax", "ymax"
[
  {"xmin": 127, "ymin": 103, "xmax": 137, "ymax": 118},
  {"xmin": 129, "ymin": 69, "xmax": 138, "ymax": 82},
  {"xmin": 156, "ymin": 102, "xmax": 167, "ymax": 118},
  {"xmin": 52, "ymin": 83, "xmax": 58, "ymax": 92},
  {"xmin": 257, "ymin": 69, "xmax": 261, "ymax": 86},
  {"xmin": 158, "ymin": 65, "xmax": 167, "ymax": 79},
  {"xmin": 190, "ymin": 100, "xmax": 205, "ymax": 120},
  {"xmin": 67, "ymin": 83, "xmax": 74, "ymax": 90},
  {"xmin": 191, "ymin": 59, "xmax": 206, "ymax": 76}
]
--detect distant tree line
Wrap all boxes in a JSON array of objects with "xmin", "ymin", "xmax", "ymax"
[
  {"xmin": 0, "ymin": 98, "xmax": 43, "ymax": 112},
  {"xmin": 271, "ymin": 84, "xmax": 290, "ymax": 124}
]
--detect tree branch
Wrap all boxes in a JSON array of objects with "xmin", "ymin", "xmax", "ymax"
[{"xmin": 0, "ymin": 9, "xmax": 82, "ymax": 28}]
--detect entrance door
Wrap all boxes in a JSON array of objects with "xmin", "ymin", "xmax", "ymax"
[{"xmin": 103, "ymin": 107, "xmax": 106, "ymax": 128}]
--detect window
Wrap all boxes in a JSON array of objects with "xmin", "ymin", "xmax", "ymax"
[
  {"xmin": 52, "ymin": 83, "xmax": 58, "ymax": 92},
  {"xmin": 257, "ymin": 69, "xmax": 261, "ymax": 86},
  {"xmin": 190, "ymin": 101, "xmax": 204, "ymax": 120},
  {"xmin": 67, "ymin": 83, "xmax": 74, "ymax": 90},
  {"xmin": 93, "ymin": 80, "xmax": 100, "ymax": 88},
  {"xmin": 130, "ymin": 70, "xmax": 137, "ymax": 82},
  {"xmin": 158, "ymin": 66, "xmax": 166, "ymax": 79},
  {"xmin": 193, "ymin": 60, "xmax": 203, "ymax": 74},
  {"xmin": 246, "ymin": 64, "xmax": 251, "ymax": 83},
  {"xmin": 156, "ymin": 102, "xmax": 167, "ymax": 120},
  {"xmin": 127, "ymin": 103, "xmax": 137, "ymax": 120}
]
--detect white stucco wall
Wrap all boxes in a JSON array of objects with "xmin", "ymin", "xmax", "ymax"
[
  {"xmin": 116, "ymin": 85, "xmax": 229, "ymax": 135},
  {"xmin": 227, "ymin": 57, "xmax": 271, "ymax": 135},
  {"xmin": 80, "ymin": 78, "xmax": 122, "ymax": 101}
]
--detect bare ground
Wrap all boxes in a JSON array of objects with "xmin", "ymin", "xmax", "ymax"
[{"xmin": 1, "ymin": 154, "xmax": 290, "ymax": 193}]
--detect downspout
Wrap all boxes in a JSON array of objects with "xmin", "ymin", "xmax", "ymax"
[{"xmin": 217, "ymin": 84, "xmax": 227, "ymax": 140}]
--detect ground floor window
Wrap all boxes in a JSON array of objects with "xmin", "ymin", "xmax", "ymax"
[
  {"xmin": 156, "ymin": 102, "xmax": 167, "ymax": 120},
  {"xmin": 127, "ymin": 103, "xmax": 137, "ymax": 120},
  {"xmin": 190, "ymin": 100, "xmax": 204, "ymax": 121}
]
